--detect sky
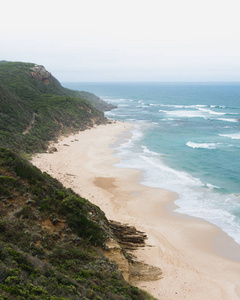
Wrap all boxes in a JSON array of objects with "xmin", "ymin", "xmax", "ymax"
[{"xmin": 1, "ymin": 0, "xmax": 240, "ymax": 82}]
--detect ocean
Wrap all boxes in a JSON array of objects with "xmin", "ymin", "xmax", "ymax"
[{"xmin": 63, "ymin": 82, "xmax": 240, "ymax": 244}]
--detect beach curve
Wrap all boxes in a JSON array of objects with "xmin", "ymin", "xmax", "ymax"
[{"xmin": 31, "ymin": 121, "xmax": 240, "ymax": 300}]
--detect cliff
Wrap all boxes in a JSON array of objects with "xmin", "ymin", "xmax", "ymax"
[{"xmin": 0, "ymin": 61, "xmax": 114, "ymax": 154}]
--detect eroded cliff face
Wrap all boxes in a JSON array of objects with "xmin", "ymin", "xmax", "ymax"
[
  {"xmin": 30, "ymin": 64, "xmax": 52, "ymax": 85},
  {"xmin": 104, "ymin": 220, "xmax": 162, "ymax": 283}
]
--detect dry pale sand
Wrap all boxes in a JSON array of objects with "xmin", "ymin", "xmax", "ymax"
[{"xmin": 31, "ymin": 122, "xmax": 240, "ymax": 300}]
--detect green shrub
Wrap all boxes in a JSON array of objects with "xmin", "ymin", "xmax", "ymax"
[
  {"xmin": 14, "ymin": 160, "xmax": 43, "ymax": 183},
  {"xmin": 0, "ymin": 61, "xmax": 108, "ymax": 155},
  {"xmin": 15, "ymin": 206, "xmax": 36, "ymax": 220}
]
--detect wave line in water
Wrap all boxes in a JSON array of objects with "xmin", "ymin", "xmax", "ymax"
[
  {"xmin": 219, "ymin": 133, "xmax": 240, "ymax": 139},
  {"xmin": 197, "ymin": 107, "xmax": 226, "ymax": 115},
  {"xmin": 115, "ymin": 125, "xmax": 240, "ymax": 244},
  {"xmin": 186, "ymin": 142, "xmax": 217, "ymax": 149},
  {"xmin": 65, "ymin": 82, "xmax": 240, "ymax": 245},
  {"xmin": 216, "ymin": 118, "xmax": 238, "ymax": 123}
]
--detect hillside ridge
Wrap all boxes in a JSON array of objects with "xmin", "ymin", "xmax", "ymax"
[
  {"xmin": 0, "ymin": 61, "xmax": 156, "ymax": 299},
  {"xmin": 0, "ymin": 147, "xmax": 155, "ymax": 299},
  {"xmin": 0, "ymin": 61, "xmax": 115, "ymax": 154}
]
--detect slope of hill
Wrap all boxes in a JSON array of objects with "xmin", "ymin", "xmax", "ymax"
[
  {"xmin": 0, "ymin": 147, "xmax": 154, "ymax": 300},
  {"xmin": 0, "ymin": 61, "xmax": 115, "ymax": 154},
  {"xmin": 0, "ymin": 61, "xmax": 156, "ymax": 299}
]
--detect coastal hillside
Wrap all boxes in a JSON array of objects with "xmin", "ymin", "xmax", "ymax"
[
  {"xmin": 0, "ymin": 61, "xmax": 115, "ymax": 154},
  {"xmin": 0, "ymin": 61, "xmax": 155, "ymax": 299},
  {"xmin": 0, "ymin": 147, "xmax": 154, "ymax": 299}
]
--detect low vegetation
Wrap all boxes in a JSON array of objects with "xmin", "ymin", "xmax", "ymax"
[
  {"xmin": 0, "ymin": 148, "xmax": 154, "ymax": 299},
  {"xmin": 0, "ymin": 61, "xmax": 114, "ymax": 154},
  {"xmin": 0, "ymin": 61, "xmax": 155, "ymax": 299}
]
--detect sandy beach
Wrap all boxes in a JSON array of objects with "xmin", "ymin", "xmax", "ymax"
[{"xmin": 31, "ymin": 121, "xmax": 240, "ymax": 300}]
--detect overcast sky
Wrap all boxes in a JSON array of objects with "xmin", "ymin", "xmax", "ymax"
[{"xmin": 1, "ymin": 0, "xmax": 240, "ymax": 82}]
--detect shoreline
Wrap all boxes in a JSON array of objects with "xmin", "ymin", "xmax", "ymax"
[{"xmin": 31, "ymin": 121, "xmax": 240, "ymax": 300}]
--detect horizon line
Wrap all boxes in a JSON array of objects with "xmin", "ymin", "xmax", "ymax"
[{"xmin": 61, "ymin": 81, "xmax": 240, "ymax": 84}]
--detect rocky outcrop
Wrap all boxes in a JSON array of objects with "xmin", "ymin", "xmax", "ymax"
[
  {"xmin": 30, "ymin": 65, "xmax": 52, "ymax": 85},
  {"xmin": 108, "ymin": 220, "xmax": 147, "ymax": 250},
  {"xmin": 106, "ymin": 220, "xmax": 162, "ymax": 283},
  {"xmin": 130, "ymin": 260, "xmax": 163, "ymax": 281}
]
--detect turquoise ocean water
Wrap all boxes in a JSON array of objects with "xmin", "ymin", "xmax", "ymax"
[{"xmin": 63, "ymin": 82, "xmax": 240, "ymax": 244}]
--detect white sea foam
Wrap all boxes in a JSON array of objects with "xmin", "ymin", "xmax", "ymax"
[
  {"xmin": 139, "ymin": 154, "xmax": 204, "ymax": 188},
  {"xmin": 107, "ymin": 91, "xmax": 240, "ymax": 245},
  {"xmin": 114, "ymin": 133, "xmax": 240, "ymax": 245},
  {"xmin": 165, "ymin": 109, "xmax": 224, "ymax": 119},
  {"xmin": 141, "ymin": 153, "xmax": 240, "ymax": 244},
  {"xmin": 175, "ymin": 203, "xmax": 240, "ymax": 244},
  {"xmin": 210, "ymin": 105, "xmax": 227, "ymax": 109},
  {"xmin": 165, "ymin": 110, "xmax": 205, "ymax": 118},
  {"xmin": 216, "ymin": 118, "xmax": 238, "ymax": 123},
  {"xmin": 197, "ymin": 107, "xmax": 226, "ymax": 115},
  {"xmin": 206, "ymin": 183, "xmax": 221, "ymax": 189},
  {"xmin": 159, "ymin": 104, "xmax": 185, "ymax": 108},
  {"xmin": 186, "ymin": 142, "xmax": 217, "ymax": 149},
  {"xmin": 158, "ymin": 106, "xmax": 234, "ymax": 120},
  {"xmin": 118, "ymin": 104, "xmax": 130, "ymax": 107},
  {"xmin": 219, "ymin": 133, "xmax": 240, "ymax": 139},
  {"xmin": 159, "ymin": 104, "xmax": 208, "ymax": 109},
  {"xmin": 141, "ymin": 146, "xmax": 160, "ymax": 156},
  {"xmin": 141, "ymin": 156, "xmax": 240, "ymax": 244}
]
